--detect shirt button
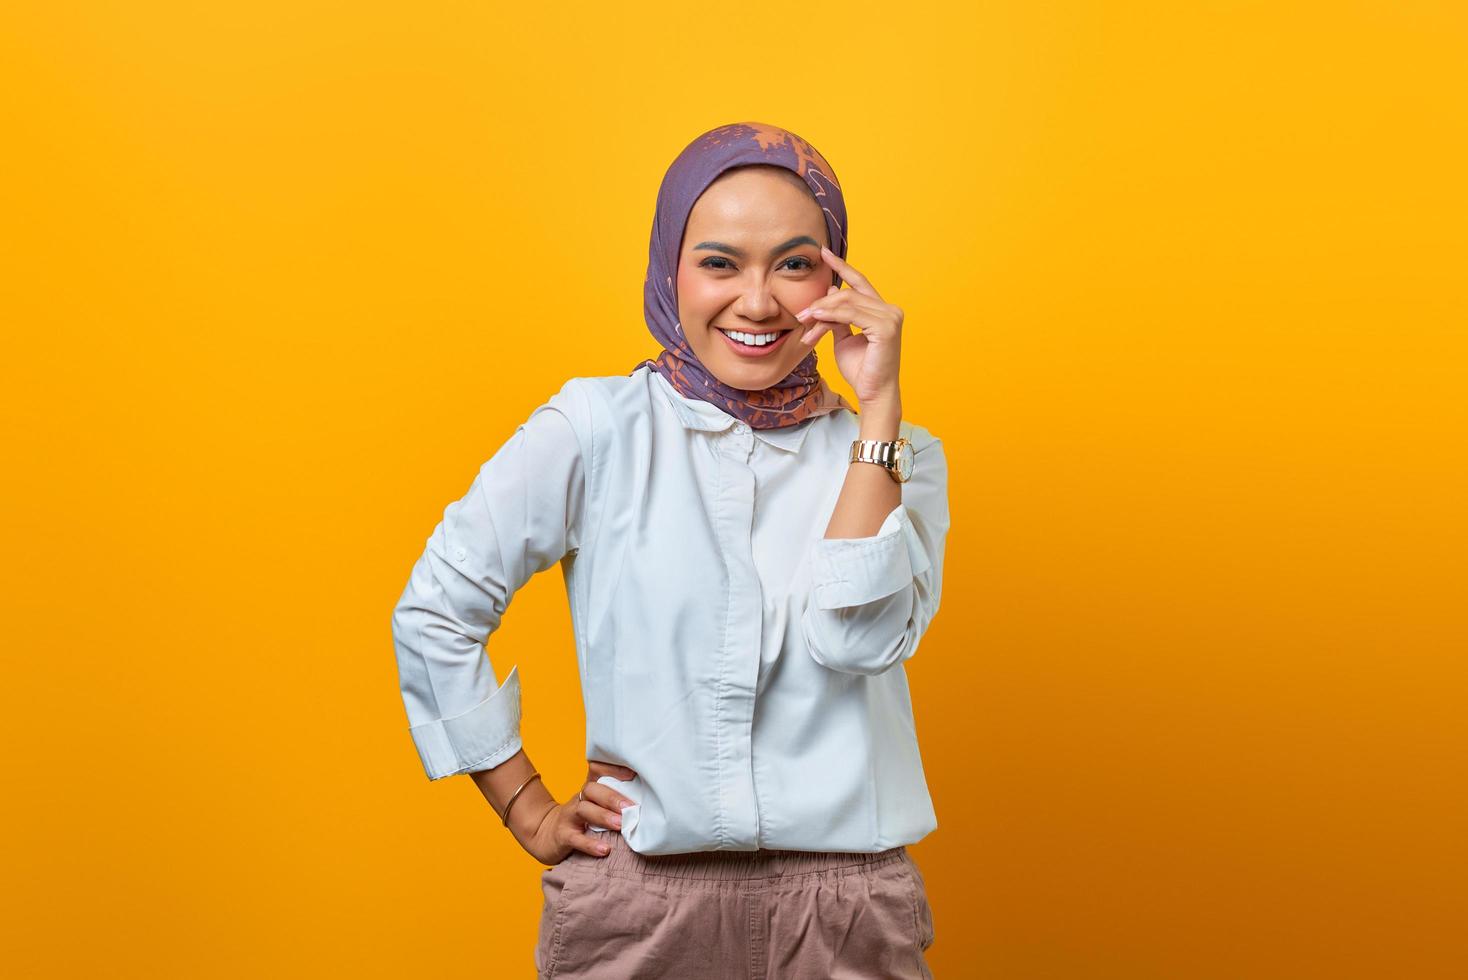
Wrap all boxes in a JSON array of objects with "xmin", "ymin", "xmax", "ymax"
[
  {"xmin": 454, "ymin": 547, "xmax": 467, "ymax": 562},
  {"xmin": 734, "ymin": 422, "xmax": 749, "ymax": 434}
]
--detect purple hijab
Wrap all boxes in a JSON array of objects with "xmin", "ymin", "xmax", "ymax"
[{"xmin": 631, "ymin": 121, "xmax": 856, "ymax": 430}]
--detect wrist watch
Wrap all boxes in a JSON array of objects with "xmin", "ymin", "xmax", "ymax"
[{"xmin": 849, "ymin": 437, "xmax": 915, "ymax": 483}]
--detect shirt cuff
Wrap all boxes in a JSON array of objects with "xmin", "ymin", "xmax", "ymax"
[
  {"xmin": 811, "ymin": 503, "xmax": 933, "ymax": 610},
  {"xmin": 408, "ymin": 664, "xmax": 523, "ymax": 780}
]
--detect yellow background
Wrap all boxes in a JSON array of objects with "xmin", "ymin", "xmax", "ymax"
[{"xmin": 4, "ymin": 2, "xmax": 1465, "ymax": 976}]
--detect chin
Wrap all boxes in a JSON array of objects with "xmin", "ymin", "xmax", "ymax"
[
  {"xmin": 691, "ymin": 337, "xmax": 792, "ymax": 390},
  {"xmin": 714, "ymin": 359, "xmax": 790, "ymax": 391}
]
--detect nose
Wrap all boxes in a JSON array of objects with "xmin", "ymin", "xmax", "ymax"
[{"xmin": 732, "ymin": 276, "xmax": 780, "ymax": 323}]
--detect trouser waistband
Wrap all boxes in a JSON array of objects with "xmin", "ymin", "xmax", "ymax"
[{"xmin": 594, "ymin": 828, "xmax": 908, "ymax": 881}]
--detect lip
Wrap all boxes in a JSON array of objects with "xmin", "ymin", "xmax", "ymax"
[{"xmin": 715, "ymin": 327, "xmax": 795, "ymax": 359}]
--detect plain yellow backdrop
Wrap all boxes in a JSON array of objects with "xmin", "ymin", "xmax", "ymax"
[{"xmin": 3, "ymin": 2, "xmax": 1465, "ymax": 977}]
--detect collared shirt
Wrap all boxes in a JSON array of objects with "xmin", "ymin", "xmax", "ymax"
[{"xmin": 391, "ymin": 364, "xmax": 949, "ymax": 855}]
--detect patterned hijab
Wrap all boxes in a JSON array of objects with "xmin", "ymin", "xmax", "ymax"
[{"xmin": 631, "ymin": 121, "xmax": 857, "ymax": 430}]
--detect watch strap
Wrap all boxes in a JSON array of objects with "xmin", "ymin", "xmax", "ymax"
[{"xmin": 849, "ymin": 438, "xmax": 900, "ymax": 468}]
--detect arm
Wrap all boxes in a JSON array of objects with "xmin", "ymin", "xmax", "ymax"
[
  {"xmin": 390, "ymin": 381, "xmax": 588, "ymax": 781},
  {"xmin": 391, "ymin": 383, "xmax": 647, "ymax": 864},
  {"xmin": 825, "ymin": 397, "xmax": 903, "ymax": 538},
  {"xmin": 792, "ymin": 247, "xmax": 948, "ymax": 676},
  {"xmin": 468, "ymin": 746, "xmax": 558, "ymax": 846},
  {"xmin": 801, "ymin": 395, "xmax": 951, "ymax": 676}
]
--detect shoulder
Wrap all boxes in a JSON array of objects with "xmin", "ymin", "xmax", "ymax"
[
  {"xmin": 899, "ymin": 418, "xmax": 942, "ymax": 457},
  {"xmin": 565, "ymin": 368, "xmax": 658, "ymax": 413},
  {"xmin": 533, "ymin": 370, "xmax": 646, "ymax": 419},
  {"xmin": 558, "ymin": 366, "xmax": 672, "ymax": 432},
  {"xmin": 530, "ymin": 369, "xmax": 663, "ymax": 454}
]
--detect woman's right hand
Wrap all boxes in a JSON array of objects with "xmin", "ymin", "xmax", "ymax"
[{"xmin": 521, "ymin": 760, "xmax": 639, "ymax": 865}]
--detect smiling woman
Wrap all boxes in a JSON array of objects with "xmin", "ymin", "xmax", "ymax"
[
  {"xmin": 676, "ymin": 168, "xmax": 832, "ymax": 383},
  {"xmin": 391, "ymin": 121, "xmax": 944, "ymax": 979}
]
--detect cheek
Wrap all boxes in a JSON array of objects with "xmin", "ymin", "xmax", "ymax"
[
  {"xmin": 782, "ymin": 280, "xmax": 829, "ymax": 310},
  {"xmin": 676, "ymin": 272, "xmax": 729, "ymax": 322}
]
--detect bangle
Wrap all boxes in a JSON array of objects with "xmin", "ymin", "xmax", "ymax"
[{"xmin": 499, "ymin": 771, "xmax": 543, "ymax": 829}]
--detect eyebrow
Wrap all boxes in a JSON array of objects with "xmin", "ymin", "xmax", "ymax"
[{"xmin": 692, "ymin": 235, "xmax": 821, "ymax": 259}]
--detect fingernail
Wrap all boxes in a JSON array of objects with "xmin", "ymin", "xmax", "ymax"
[
  {"xmin": 795, "ymin": 307, "xmax": 811, "ymax": 320},
  {"xmin": 619, "ymin": 799, "xmax": 635, "ymax": 809},
  {"xmin": 598, "ymin": 843, "xmax": 611, "ymax": 854},
  {"xmin": 610, "ymin": 814, "xmax": 622, "ymax": 828}
]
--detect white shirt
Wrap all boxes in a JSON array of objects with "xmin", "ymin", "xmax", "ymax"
[{"xmin": 392, "ymin": 364, "xmax": 949, "ymax": 855}]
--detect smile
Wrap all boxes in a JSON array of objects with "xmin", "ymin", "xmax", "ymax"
[{"xmin": 716, "ymin": 327, "xmax": 795, "ymax": 358}]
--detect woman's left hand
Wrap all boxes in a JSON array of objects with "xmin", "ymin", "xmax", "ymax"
[{"xmin": 795, "ymin": 246, "xmax": 904, "ymax": 407}]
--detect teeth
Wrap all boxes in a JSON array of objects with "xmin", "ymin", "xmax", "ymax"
[{"xmin": 724, "ymin": 329, "xmax": 782, "ymax": 346}]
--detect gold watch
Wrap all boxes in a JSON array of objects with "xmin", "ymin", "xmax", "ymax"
[{"xmin": 849, "ymin": 437, "xmax": 915, "ymax": 483}]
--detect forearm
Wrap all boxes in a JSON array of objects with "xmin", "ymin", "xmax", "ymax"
[
  {"xmin": 469, "ymin": 746, "xmax": 558, "ymax": 845},
  {"xmin": 824, "ymin": 392, "xmax": 902, "ymax": 539}
]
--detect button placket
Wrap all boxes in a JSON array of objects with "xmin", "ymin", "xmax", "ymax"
[
  {"xmin": 713, "ymin": 427, "xmax": 762, "ymax": 848},
  {"xmin": 728, "ymin": 424, "xmax": 754, "ymax": 460}
]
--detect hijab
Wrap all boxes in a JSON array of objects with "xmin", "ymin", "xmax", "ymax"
[{"xmin": 630, "ymin": 121, "xmax": 857, "ymax": 430}]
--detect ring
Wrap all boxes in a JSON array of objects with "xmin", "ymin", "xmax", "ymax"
[{"xmin": 576, "ymin": 791, "xmax": 583, "ymax": 803}]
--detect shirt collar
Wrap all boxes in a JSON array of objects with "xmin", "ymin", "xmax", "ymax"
[{"xmin": 649, "ymin": 368, "xmax": 820, "ymax": 454}]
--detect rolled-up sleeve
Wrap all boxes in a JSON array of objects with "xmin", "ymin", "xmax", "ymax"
[
  {"xmin": 801, "ymin": 437, "xmax": 949, "ymax": 676},
  {"xmin": 391, "ymin": 381, "xmax": 589, "ymax": 780}
]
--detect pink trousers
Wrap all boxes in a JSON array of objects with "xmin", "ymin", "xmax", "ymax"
[{"xmin": 535, "ymin": 829, "xmax": 935, "ymax": 979}]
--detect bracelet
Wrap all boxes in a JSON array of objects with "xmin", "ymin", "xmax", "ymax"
[{"xmin": 499, "ymin": 771, "xmax": 543, "ymax": 829}]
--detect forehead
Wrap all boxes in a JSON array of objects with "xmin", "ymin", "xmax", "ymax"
[{"xmin": 684, "ymin": 168, "xmax": 825, "ymax": 238}]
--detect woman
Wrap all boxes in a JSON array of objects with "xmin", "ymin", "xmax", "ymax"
[{"xmin": 391, "ymin": 121, "xmax": 947, "ymax": 979}]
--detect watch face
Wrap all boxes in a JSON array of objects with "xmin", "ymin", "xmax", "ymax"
[{"xmin": 896, "ymin": 441, "xmax": 915, "ymax": 481}]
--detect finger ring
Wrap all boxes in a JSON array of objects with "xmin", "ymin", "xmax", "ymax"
[{"xmin": 576, "ymin": 791, "xmax": 583, "ymax": 804}]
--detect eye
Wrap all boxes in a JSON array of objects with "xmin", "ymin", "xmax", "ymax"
[
  {"xmin": 699, "ymin": 256, "xmax": 735, "ymax": 271},
  {"xmin": 780, "ymin": 256, "xmax": 814, "ymax": 271}
]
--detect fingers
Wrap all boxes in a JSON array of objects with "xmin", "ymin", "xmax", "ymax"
[
  {"xmin": 573, "ymin": 760, "xmax": 640, "ymax": 857},
  {"xmin": 574, "ymin": 796, "xmax": 621, "ymax": 834},
  {"xmin": 796, "ymin": 294, "xmax": 888, "ymax": 345},
  {"xmin": 547, "ymin": 796, "xmax": 618, "ymax": 858},
  {"xmin": 565, "ymin": 826, "xmax": 613, "ymax": 857},
  {"xmin": 806, "ymin": 293, "xmax": 888, "ymax": 324},
  {"xmin": 819, "ymin": 246, "xmax": 883, "ymax": 301},
  {"xmin": 560, "ymin": 786, "xmax": 635, "ymax": 859},
  {"xmin": 796, "ymin": 291, "xmax": 844, "ymax": 344},
  {"xmin": 583, "ymin": 779, "xmax": 637, "ymax": 813},
  {"xmin": 798, "ymin": 317, "xmax": 830, "ymax": 347},
  {"xmin": 800, "ymin": 315, "xmax": 860, "ymax": 347}
]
